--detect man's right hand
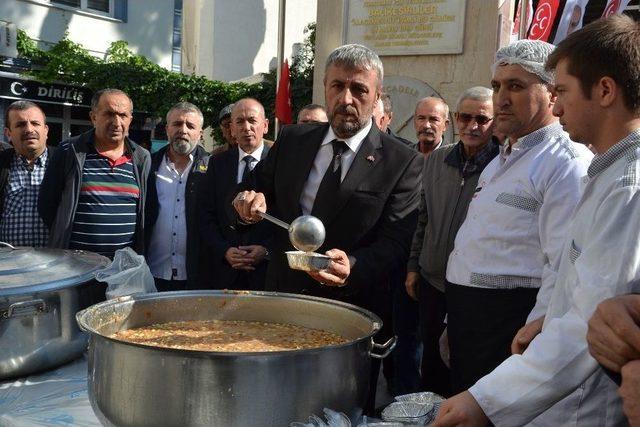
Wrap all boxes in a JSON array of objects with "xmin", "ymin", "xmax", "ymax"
[
  {"xmin": 587, "ymin": 295, "xmax": 640, "ymax": 372},
  {"xmin": 405, "ymin": 271, "xmax": 419, "ymax": 301},
  {"xmin": 232, "ymin": 190, "xmax": 267, "ymax": 223}
]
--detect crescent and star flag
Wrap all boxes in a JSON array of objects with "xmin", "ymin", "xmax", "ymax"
[
  {"xmin": 552, "ymin": 0, "xmax": 590, "ymax": 44},
  {"xmin": 511, "ymin": 0, "xmax": 534, "ymax": 42},
  {"xmin": 528, "ymin": 0, "xmax": 560, "ymax": 42},
  {"xmin": 275, "ymin": 59, "xmax": 293, "ymax": 125},
  {"xmin": 601, "ymin": 0, "xmax": 632, "ymax": 17}
]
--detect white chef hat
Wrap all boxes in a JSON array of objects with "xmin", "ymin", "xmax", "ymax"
[{"xmin": 492, "ymin": 39, "xmax": 556, "ymax": 84}]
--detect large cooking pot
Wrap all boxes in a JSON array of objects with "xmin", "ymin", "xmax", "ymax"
[
  {"xmin": 76, "ymin": 290, "xmax": 395, "ymax": 427},
  {"xmin": 0, "ymin": 242, "xmax": 109, "ymax": 380}
]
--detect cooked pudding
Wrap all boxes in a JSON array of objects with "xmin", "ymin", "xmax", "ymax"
[{"xmin": 112, "ymin": 319, "xmax": 347, "ymax": 352}]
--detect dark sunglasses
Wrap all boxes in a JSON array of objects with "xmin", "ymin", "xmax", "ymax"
[{"xmin": 456, "ymin": 113, "xmax": 493, "ymax": 125}]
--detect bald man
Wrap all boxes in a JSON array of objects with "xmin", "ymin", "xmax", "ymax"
[{"xmin": 200, "ymin": 98, "xmax": 273, "ymax": 291}]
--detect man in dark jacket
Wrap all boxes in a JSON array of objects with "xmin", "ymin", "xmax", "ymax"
[
  {"xmin": 200, "ymin": 98, "xmax": 273, "ymax": 290},
  {"xmin": 233, "ymin": 44, "xmax": 422, "ymax": 413},
  {"xmin": 1, "ymin": 100, "xmax": 53, "ymax": 247},
  {"xmin": 145, "ymin": 102, "xmax": 210, "ymax": 291},
  {"xmin": 39, "ymin": 89, "xmax": 150, "ymax": 257}
]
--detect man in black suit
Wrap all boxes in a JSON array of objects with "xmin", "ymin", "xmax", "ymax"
[
  {"xmin": 200, "ymin": 98, "xmax": 272, "ymax": 290},
  {"xmin": 145, "ymin": 102, "xmax": 210, "ymax": 291},
  {"xmin": 234, "ymin": 44, "xmax": 422, "ymax": 412}
]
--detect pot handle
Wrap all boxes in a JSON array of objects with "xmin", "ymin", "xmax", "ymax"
[
  {"xmin": 369, "ymin": 336, "xmax": 397, "ymax": 359},
  {"xmin": 0, "ymin": 241, "xmax": 16, "ymax": 250},
  {"xmin": 1, "ymin": 299, "xmax": 48, "ymax": 319}
]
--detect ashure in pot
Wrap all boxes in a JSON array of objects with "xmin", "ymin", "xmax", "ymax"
[{"xmin": 77, "ymin": 290, "xmax": 396, "ymax": 427}]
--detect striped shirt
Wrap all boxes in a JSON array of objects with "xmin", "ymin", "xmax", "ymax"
[
  {"xmin": 0, "ymin": 150, "xmax": 49, "ymax": 247},
  {"xmin": 69, "ymin": 151, "xmax": 139, "ymax": 257}
]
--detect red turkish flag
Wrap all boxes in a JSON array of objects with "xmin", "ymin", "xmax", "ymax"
[
  {"xmin": 512, "ymin": 0, "xmax": 534, "ymax": 40},
  {"xmin": 602, "ymin": 0, "xmax": 631, "ymax": 17},
  {"xmin": 275, "ymin": 59, "xmax": 293, "ymax": 124},
  {"xmin": 527, "ymin": 0, "xmax": 560, "ymax": 41}
]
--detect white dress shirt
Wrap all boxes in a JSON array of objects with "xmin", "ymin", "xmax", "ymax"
[
  {"xmin": 299, "ymin": 121, "xmax": 372, "ymax": 215},
  {"xmin": 446, "ymin": 122, "xmax": 593, "ymax": 320},
  {"xmin": 147, "ymin": 153, "xmax": 193, "ymax": 280},
  {"xmin": 470, "ymin": 129, "xmax": 640, "ymax": 427},
  {"xmin": 237, "ymin": 143, "xmax": 264, "ymax": 184}
]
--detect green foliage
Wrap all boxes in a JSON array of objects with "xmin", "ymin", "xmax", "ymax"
[
  {"xmin": 16, "ymin": 24, "xmax": 316, "ymax": 140},
  {"xmin": 16, "ymin": 31, "xmax": 266, "ymax": 133}
]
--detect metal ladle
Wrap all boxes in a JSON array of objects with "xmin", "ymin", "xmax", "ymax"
[{"xmin": 258, "ymin": 212, "xmax": 325, "ymax": 252}]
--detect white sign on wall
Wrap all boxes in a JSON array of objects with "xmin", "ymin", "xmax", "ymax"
[
  {"xmin": 383, "ymin": 75, "xmax": 455, "ymax": 145},
  {"xmin": 345, "ymin": 0, "xmax": 467, "ymax": 56}
]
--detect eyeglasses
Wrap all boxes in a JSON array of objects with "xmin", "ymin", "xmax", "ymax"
[{"xmin": 456, "ymin": 113, "xmax": 493, "ymax": 125}]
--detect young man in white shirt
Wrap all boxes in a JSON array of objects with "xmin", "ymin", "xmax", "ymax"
[
  {"xmin": 443, "ymin": 39, "xmax": 593, "ymax": 395},
  {"xmin": 434, "ymin": 14, "xmax": 640, "ymax": 427}
]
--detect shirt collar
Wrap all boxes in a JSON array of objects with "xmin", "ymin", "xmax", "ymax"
[
  {"xmin": 587, "ymin": 128, "xmax": 640, "ymax": 178},
  {"xmin": 238, "ymin": 142, "xmax": 264, "ymax": 162},
  {"xmin": 500, "ymin": 122, "xmax": 565, "ymax": 162},
  {"xmin": 321, "ymin": 119, "xmax": 373, "ymax": 153},
  {"xmin": 445, "ymin": 137, "xmax": 500, "ymax": 174},
  {"xmin": 511, "ymin": 122, "xmax": 565, "ymax": 150},
  {"xmin": 164, "ymin": 150, "xmax": 194, "ymax": 165},
  {"xmin": 14, "ymin": 148, "xmax": 48, "ymax": 168}
]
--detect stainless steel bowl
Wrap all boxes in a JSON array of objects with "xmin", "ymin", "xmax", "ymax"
[{"xmin": 76, "ymin": 291, "xmax": 396, "ymax": 427}]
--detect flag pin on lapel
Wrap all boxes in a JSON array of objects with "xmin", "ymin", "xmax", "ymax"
[{"xmin": 366, "ymin": 155, "xmax": 375, "ymax": 162}]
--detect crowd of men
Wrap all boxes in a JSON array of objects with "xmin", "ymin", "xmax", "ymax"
[{"xmin": 2, "ymin": 14, "xmax": 640, "ymax": 425}]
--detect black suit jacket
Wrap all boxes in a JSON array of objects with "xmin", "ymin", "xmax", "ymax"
[
  {"xmin": 145, "ymin": 144, "xmax": 210, "ymax": 288},
  {"xmin": 200, "ymin": 143, "xmax": 273, "ymax": 290},
  {"xmin": 253, "ymin": 121, "xmax": 422, "ymax": 314}
]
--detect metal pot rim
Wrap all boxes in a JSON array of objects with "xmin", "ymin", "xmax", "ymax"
[
  {"xmin": 76, "ymin": 290, "xmax": 383, "ymax": 357},
  {"xmin": 0, "ymin": 247, "xmax": 109, "ymax": 296}
]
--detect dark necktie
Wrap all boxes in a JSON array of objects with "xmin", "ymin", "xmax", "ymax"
[
  {"xmin": 241, "ymin": 155, "xmax": 255, "ymax": 184},
  {"xmin": 311, "ymin": 140, "xmax": 347, "ymax": 221}
]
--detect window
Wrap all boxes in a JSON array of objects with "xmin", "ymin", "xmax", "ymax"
[{"xmin": 46, "ymin": 0, "xmax": 127, "ymax": 21}]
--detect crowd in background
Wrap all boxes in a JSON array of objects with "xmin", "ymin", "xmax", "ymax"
[{"xmin": 2, "ymin": 14, "xmax": 640, "ymax": 426}]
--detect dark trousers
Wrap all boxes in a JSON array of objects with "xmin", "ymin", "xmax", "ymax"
[
  {"xmin": 364, "ymin": 291, "xmax": 394, "ymax": 416},
  {"xmin": 418, "ymin": 278, "xmax": 451, "ymax": 397},
  {"xmin": 154, "ymin": 277, "xmax": 189, "ymax": 292},
  {"xmin": 389, "ymin": 274, "xmax": 422, "ymax": 395},
  {"xmin": 445, "ymin": 281, "xmax": 538, "ymax": 393}
]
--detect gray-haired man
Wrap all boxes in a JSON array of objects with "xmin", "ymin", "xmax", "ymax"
[
  {"xmin": 406, "ymin": 86, "xmax": 500, "ymax": 397},
  {"xmin": 145, "ymin": 102, "xmax": 210, "ymax": 291},
  {"xmin": 233, "ymin": 43, "xmax": 422, "ymax": 412}
]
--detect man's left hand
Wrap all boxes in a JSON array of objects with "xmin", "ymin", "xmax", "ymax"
[
  {"xmin": 620, "ymin": 360, "xmax": 640, "ymax": 426},
  {"xmin": 307, "ymin": 249, "xmax": 350, "ymax": 287},
  {"xmin": 238, "ymin": 245, "xmax": 268, "ymax": 266},
  {"xmin": 431, "ymin": 391, "xmax": 490, "ymax": 427},
  {"xmin": 511, "ymin": 316, "xmax": 544, "ymax": 355}
]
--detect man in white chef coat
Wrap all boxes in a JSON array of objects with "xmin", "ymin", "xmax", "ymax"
[
  {"xmin": 442, "ymin": 39, "xmax": 592, "ymax": 394},
  {"xmin": 434, "ymin": 14, "xmax": 640, "ymax": 427}
]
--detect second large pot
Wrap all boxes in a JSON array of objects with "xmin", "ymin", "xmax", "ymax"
[
  {"xmin": 76, "ymin": 290, "xmax": 395, "ymax": 427},
  {"xmin": 0, "ymin": 244, "xmax": 109, "ymax": 380}
]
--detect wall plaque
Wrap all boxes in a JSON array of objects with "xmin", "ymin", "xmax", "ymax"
[{"xmin": 345, "ymin": 0, "xmax": 467, "ymax": 56}]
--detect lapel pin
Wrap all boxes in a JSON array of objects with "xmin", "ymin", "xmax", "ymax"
[{"xmin": 366, "ymin": 155, "xmax": 375, "ymax": 162}]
